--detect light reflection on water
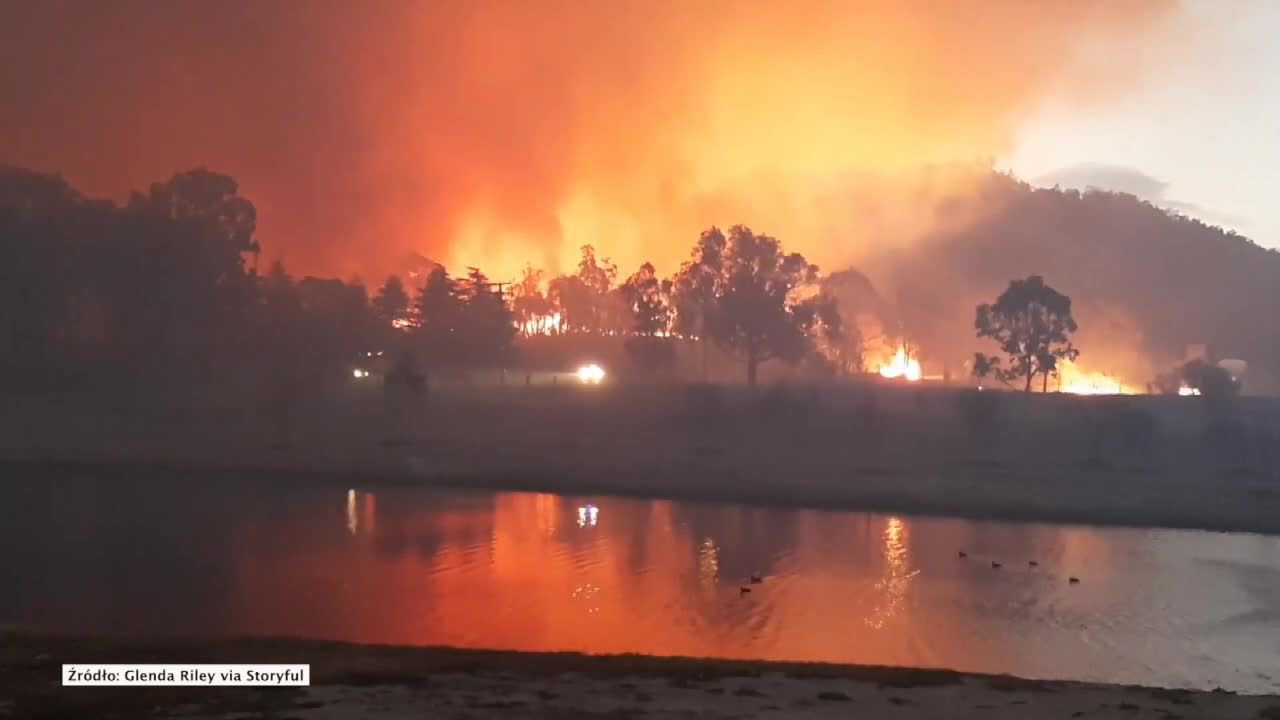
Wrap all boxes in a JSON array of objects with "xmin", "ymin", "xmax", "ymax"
[
  {"xmin": 1, "ymin": 479, "xmax": 1278, "ymax": 694},
  {"xmin": 867, "ymin": 516, "xmax": 918, "ymax": 630}
]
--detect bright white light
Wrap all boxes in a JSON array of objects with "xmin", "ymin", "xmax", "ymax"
[
  {"xmin": 1178, "ymin": 386, "xmax": 1201, "ymax": 396},
  {"xmin": 346, "ymin": 489, "xmax": 357, "ymax": 535},
  {"xmin": 576, "ymin": 363, "xmax": 605, "ymax": 384},
  {"xmin": 353, "ymin": 368, "xmax": 369, "ymax": 379},
  {"xmin": 878, "ymin": 348, "xmax": 922, "ymax": 382},
  {"xmin": 577, "ymin": 504, "xmax": 599, "ymax": 527}
]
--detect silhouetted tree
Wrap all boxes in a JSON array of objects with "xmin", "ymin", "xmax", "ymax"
[
  {"xmin": 972, "ymin": 275, "xmax": 1079, "ymax": 392},
  {"xmin": 128, "ymin": 167, "xmax": 259, "ymax": 282},
  {"xmin": 548, "ymin": 274, "xmax": 591, "ymax": 334},
  {"xmin": 281, "ymin": 276, "xmax": 378, "ymax": 383},
  {"xmin": 511, "ymin": 264, "xmax": 552, "ymax": 334},
  {"xmin": 1182, "ymin": 359, "xmax": 1239, "ymax": 398},
  {"xmin": 692, "ymin": 225, "xmax": 834, "ymax": 386},
  {"xmin": 373, "ymin": 275, "xmax": 411, "ymax": 328},
  {"xmin": 672, "ymin": 227, "xmax": 726, "ymax": 379},
  {"xmin": 455, "ymin": 267, "xmax": 516, "ymax": 365},
  {"xmin": 415, "ymin": 266, "xmax": 462, "ymax": 367},
  {"xmin": 1154, "ymin": 358, "xmax": 1240, "ymax": 398},
  {"xmin": 411, "ymin": 266, "xmax": 515, "ymax": 369},
  {"xmin": 577, "ymin": 244, "xmax": 616, "ymax": 297},
  {"xmin": 791, "ymin": 291, "xmax": 845, "ymax": 372},
  {"xmin": 620, "ymin": 261, "xmax": 672, "ymax": 336},
  {"xmin": 548, "ymin": 245, "xmax": 617, "ymax": 334}
]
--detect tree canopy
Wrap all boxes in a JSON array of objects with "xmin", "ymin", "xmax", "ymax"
[
  {"xmin": 373, "ymin": 275, "xmax": 411, "ymax": 328},
  {"xmin": 678, "ymin": 225, "xmax": 839, "ymax": 385},
  {"xmin": 972, "ymin": 275, "xmax": 1079, "ymax": 392}
]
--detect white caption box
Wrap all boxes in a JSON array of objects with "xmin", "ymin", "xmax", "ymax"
[{"xmin": 63, "ymin": 664, "xmax": 310, "ymax": 686}]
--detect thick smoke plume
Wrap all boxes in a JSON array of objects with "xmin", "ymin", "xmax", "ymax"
[{"xmin": 1, "ymin": 1, "xmax": 1175, "ymax": 280}]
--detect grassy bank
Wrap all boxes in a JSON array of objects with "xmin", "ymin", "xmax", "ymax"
[
  {"xmin": 3, "ymin": 383, "xmax": 1280, "ymax": 533},
  {"xmin": 4, "ymin": 632, "xmax": 1278, "ymax": 719}
]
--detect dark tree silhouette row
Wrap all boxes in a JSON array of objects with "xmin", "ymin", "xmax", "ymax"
[
  {"xmin": 0, "ymin": 166, "xmax": 845, "ymax": 390},
  {"xmin": 370, "ymin": 227, "xmax": 844, "ymax": 386},
  {"xmin": 1, "ymin": 164, "xmax": 1251, "ymax": 395}
]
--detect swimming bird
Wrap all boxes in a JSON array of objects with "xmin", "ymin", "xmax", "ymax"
[
  {"xmin": 740, "ymin": 586, "xmax": 752, "ymax": 594},
  {"xmin": 750, "ymin": 573, "xmax": 764, "ymax": 584},
  {"xmin": 1069, "ymin": 577, "xmax": 1080, "ymax": 584},
  {"xmin": 958, "ymin": 551, "xmax": 968, "ymax": 559},
  {"xmin": 991, "ymin": 561, "xmax": 1002, "ymax": 569},
  {"xmin": 1029, "ymin": 560, "xmax": 1039, "ymax": 567}
]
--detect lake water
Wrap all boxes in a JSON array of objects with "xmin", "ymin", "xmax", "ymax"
[{"xmin": 2, "ymin": 475, "xmax": 1278, "ymax": 693}]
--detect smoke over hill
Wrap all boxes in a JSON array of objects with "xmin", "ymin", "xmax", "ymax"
[{"xmin": 838, "ymin": 172, "xmax": 1280, "ymax": 392}]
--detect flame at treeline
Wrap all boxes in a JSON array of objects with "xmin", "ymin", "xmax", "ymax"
[
  {"xmin": 878, "ymin": 347, "xmax": 923, "ymax": 382},
  {"xmin": 396, "ymin": 253, "xmax": 1149, "ymax": 392},
  {"xmin": 1057, "ymin": 360, "xmax": 1132, "ymax": 395}
]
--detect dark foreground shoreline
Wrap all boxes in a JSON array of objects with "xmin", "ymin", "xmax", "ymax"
[{"xmin": 3, "ymin": 632, "xmax": 1277, "ymax": 719}]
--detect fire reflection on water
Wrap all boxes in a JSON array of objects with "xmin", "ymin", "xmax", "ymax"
[
  {"xmin": 867, "ymin": 515, "xmax": 918, "ymax": 630},
  {"xmin": 345, "ymin": 489, "xmax": 377, "ymax": 536},
  {"xmin": 345, "ymin": 489, "xmax": 356, "ymax": 535},
  {"xmin": 699, "ymin": 537, "xmax": 720, "ymax": 587},
  {"xmin": 572, "ymin": 582, "xmax": 602, "ymax": 614},
  {"xmin": 327, "ymin": 492, "xmax": 935, "ymax": 652},
  {"xmin": 5, "ymin": 477, "xmax": 1267, "ymax": 694},
  {"xmin": 205, "ymin": 487, "xmax": 1280, "ymax": 692},
  {"xmin": 576, "ymin": 504, "xmax": 599, "ymax": 528},
  {"xmin": 535, "ymin": 493, "xmax": 558, "ymax": 535}
]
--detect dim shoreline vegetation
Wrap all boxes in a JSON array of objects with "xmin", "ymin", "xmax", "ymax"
[
  {"xmin": 5, "ymin": 381, "xmax": 1280, "ymax": 535},
  {"xmin": 4, "ymin": 631, "xmax": 1279, "ymax": 719}
]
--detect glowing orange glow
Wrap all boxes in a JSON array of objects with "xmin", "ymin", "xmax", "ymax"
[
  {"xmin": 519, "ymin": 312, "xmax": 562, "ymax": 337},
  {"xmin": 1057, "ymin": 360, "xmax": 1133, "ymax": 395},
  {"xmin": 878, "ymin": 347, "xmax": 922, "ymax": 382},
  {"xmin": 0, "ymin": 4, "xmax": 1180, "ymax": 282}
]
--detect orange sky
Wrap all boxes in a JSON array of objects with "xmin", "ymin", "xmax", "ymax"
[{"xmin": 0, "ymin": 1, "xmax": 1176, "ymax": 283}]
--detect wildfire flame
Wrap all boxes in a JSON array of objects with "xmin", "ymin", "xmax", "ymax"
[
  {"xmin": 519, "ymin": 311, "xmax": 563, "ymax": 336},
  {"xmin": 1057, "ymin": 360, "xmax": 1132, "ymax": 395},
  {"xmin": 878, "ymin": 347, "xmax": 922, "ymax": 382}
]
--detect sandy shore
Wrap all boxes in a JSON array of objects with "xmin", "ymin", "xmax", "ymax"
[{"xmin": 4, "ymin": 633, "xmax": 1278, "ymax": 719}]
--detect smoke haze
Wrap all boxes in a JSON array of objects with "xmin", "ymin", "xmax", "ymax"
[{"xmin": 0, "ymin": 0, "xmax": 1177, "ymax": 280}]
